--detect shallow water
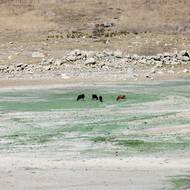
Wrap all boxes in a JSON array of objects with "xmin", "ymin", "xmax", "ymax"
[{"xmin": 0, "ymin": 80, "xmax": 190, "ymax": 156}]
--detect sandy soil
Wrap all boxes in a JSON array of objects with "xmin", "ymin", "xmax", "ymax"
[
  {"xmin": 0, "ymin": 153, "xmax": 190, "ymax": 190},
  {"xmin": 0, "ymin": 70, "xmax": 189, "ymax": 90}
]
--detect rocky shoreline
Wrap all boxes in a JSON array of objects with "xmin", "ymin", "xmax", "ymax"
[{"xmin": 0, "ymin": 50, "xmax": 189, "ymax": 80}]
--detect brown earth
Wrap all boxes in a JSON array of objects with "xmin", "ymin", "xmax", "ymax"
[{"xmin": 0, "ymin": 0, "xmax": 190, "ymax": 56}]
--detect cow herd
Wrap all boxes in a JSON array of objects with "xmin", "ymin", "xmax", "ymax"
[{"xmin": 77, "ymin": 94, "xmax": 126, "ymax": 102}]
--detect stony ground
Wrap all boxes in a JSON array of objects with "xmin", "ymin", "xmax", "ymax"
[
  {"xmin": 0, "ymin": 0, "xmax": 189, "ymax": 82},
  {"xmin": 0, "ymin": 49, "xmax": 190, "ymax": 81}
]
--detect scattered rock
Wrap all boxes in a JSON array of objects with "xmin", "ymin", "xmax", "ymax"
[
  {"xmin": 155, "ymin": 62, "xmax": 163, "ymax": 68},
  {"xmin": 32, "ymin": 52, "xmax": 45, "ymax": 58},
  {"xmin": 74, "ymin": 49, "xmax": 82, "ymax": 56},
  {"xmin": 44, "ymin": 66, "xmax": 51, "ymax": 71},
  {"xmin": 103, "ymin": 22, "xmax": 114, "ymax": 28},
  {"xmin": 100, "ymin": 64, "xmax": 106, "ymax": 68},
  {"xmin": 16, "ymin": 63, "xmax": 24, "ymax": 67},
  {"xmin": 168, "ymin": 70, "xmax": 175, "ymax": 74},
  {"xmin": 151, "ymin": 68, "xmax": 157, "ymax": 74},
  {"xmin": 54, "ymin": 59, "xmax": 64, "ymax": 66},
  {"xmin": 85, "ymin": 58, "xmax": 96, "ymax": 65},
  {"xmin": 41, "ymin": 58, "xmax": 54, "ymax": 65},
  {"xmin": 66, "ymin": 55, "xmax": 78, "ymax": 62},
  {"xmin": 8, "ymin": 55, "xmax": 12, "ymax": 60},
  {"xmin": 61, "ymin": 73, "xmax": 70, "ymax": 79},
  {"xmin": 177, "ymin": 55, "xmax": 190, "ymax": 62},
  {"xmin": 179, "ymin": 50, "xmax": 189, "ymax": 57},
  {"xmin": 183, "ymin": 69, "xmax": 189, "ymax": 73},
  {"xmin": 113, "ymin": 50, "xmax": 123, "ymax": 58},
  {"xmin": 1, "ymin": 50, "xmax": 190, "ymax": 78},
  {"xmin": 146, "ymin": 74, "xmax": 152, "ymax": 79},
  {"xmin": 15, "ymin": 63, "xmax": 28, "ymax": 71},
  {"xmin": 177, "ymin": 50, "xmax": 190, "ymax": 61}
]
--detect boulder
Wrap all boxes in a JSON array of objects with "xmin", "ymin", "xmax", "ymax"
[
  {"xmin": 163, "ymin": 53, "xmax": 172, "ymax": 58},
  {"xmin": 183, "ymin": 69, "xmax": 189, "ymax": 73},
  {"xmin": 16, "ymin": 63, "xmax": 28, "ymax": 71},
  {"xmin": 168, "ymin": 70, "xmax": 175, "ymax": 74},
  {"xmin": 41, "ymin": 58, "xmax": 54, "ymax": 65},
  {"xmin": 152, "ymin": 55, "xmax": 161, "ymax": 61},
  {"xmin": 32, "ymin": 52, "xmax": 45, "ymax": 58},
  {"xmin": 74, "ymin": 49, "xmax": 82, "ymax": 56},
  {"xmin": 155, "ymin": 62, "xmax": 163, "ymax": 68},
  {"xmin": 150, "ymin": 68, "xmax": 157, "ymax": 74},
  {"xmin": 85, "ymin": 58, "xmax": 96, "ymax": 65},
  {"xmin": 66, "ymin": 49, "xmax": 87, "ymax": 61},
  {"xmin": 16, "ymin": 63, "xmax": 24, "ymax": 68},
  {"xmin": 177, "ymin": 56, "xmax": 190, "ymax": 62},
  {"xmin": 179, "ymin": 50, "xmax": 190, "ymax": 57},
  {"xmin": 54, "ymin": 59, "xmax": 64, "ymax": 66},
  {"xmin": 44, "ymin": 65, "xmax": 51, "ymax": 71},
  {"xmin": 177, "ymin": 50, "xmax": 190, "ymax": 61},
  {"xmin": 66, "ymin": 55, "xmax": 78, "ymax": 62},
  {"xmin": 112, "ymin": 50, "xmax": 123, "ymax": 58},
  {"xmin": 8, "ymin": 55, "xmax": 12, "ymax": 60},
  {"xmin": 132, "ymin": 54, "xmax": 140, "ymax": 60},
  {"xmin": 103, "ymin": 22, "xmax": 114, "ymax": 28},
  {"xmin": 139, "ymin": 59, "xmax": 147, "ymax": 64}
]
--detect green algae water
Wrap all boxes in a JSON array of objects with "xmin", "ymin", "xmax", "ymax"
[{"xmin": 0, "ymin": 80, "xmax": 190, "ymax": 156}]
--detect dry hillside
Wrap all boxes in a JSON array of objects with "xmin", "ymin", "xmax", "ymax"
[{"xmin": 0, "ymin": 0, "xmax": 190, "ymax": 54}]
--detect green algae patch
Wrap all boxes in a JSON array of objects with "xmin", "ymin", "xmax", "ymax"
[
  {"xmin": 31, "ymin": 134, "xmax": 57, "ymax": 144},
  {"xmin": 116, "ymin": 140, "xmax": 190, "ymax": 153},
  {"xmin": 117, "ymin": 139, "xmax": 145, "ymax": 146},
  {"xmin": 170, "ymin": 175, "xmax": 190, "ymax": 190},
  {"xmin": 0, "ymin": 80, "xmax": 190, "ymax": 154},
  {"xmin": 91, "ymin": 137, "xmax": 190, "ymax": 153},
  {"xmin": 0, "ymin": 86, "xmax": 163, "ymax": 112},
  {"xmin": 91, "ymin": 136, "xmax": 116, "ymax": 143},
  {"xmin": 0, "ymin": 127, "xmax": 66, "ymax": 146}
]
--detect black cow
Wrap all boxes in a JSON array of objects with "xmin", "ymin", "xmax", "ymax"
[
  {"xmin": 92, "ymin": 94, "xmax": 98, "ymax": 100},
  {"xmin": 77, "ymin": 94, "xmax": 85, "ymax": 101},
  {"xmin": 99, "ymin": 96, "xmax": 103, "ymax": 102}
]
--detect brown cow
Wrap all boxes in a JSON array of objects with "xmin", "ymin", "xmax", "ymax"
[{"xmin": 116, "ymin": 95, "xmax": 126, "ymax": 101}]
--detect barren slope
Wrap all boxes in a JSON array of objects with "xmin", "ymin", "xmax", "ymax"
[{"xmin": 0, "ymin": 0, "xmax": 190, "ymax": 54}]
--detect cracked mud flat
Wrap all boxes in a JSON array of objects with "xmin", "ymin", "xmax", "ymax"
[{"xmin": 0, "ymin": 79, "xmax": 190, "ymax": 190}]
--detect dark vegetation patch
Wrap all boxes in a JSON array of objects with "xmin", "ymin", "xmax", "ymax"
[
  {"xmin": 92, "ymin": 136, "xmax": 116, "ymax": 143},
  {"xmin": 170, "ymin": 175, "xmax": 190, "ymax": 190},
  {"xmin": 91, "ymin": 137, "xmax": 190, "ymax": 153},
  {"xmin": 117, "ymin": 140, "xmax": 190, "ymax": 152}
]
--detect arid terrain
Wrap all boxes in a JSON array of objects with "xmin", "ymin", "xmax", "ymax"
[
  {"xmin": 0, "ymin": 1, "xmax": 190, "ymax": 190},
  {"xmin": 0, "ymin": 0, "xmax": 189, "ymax": 80},
  {"xmin": 0, "ymin": 0, "xmax": 190, "ymax": 54}
]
